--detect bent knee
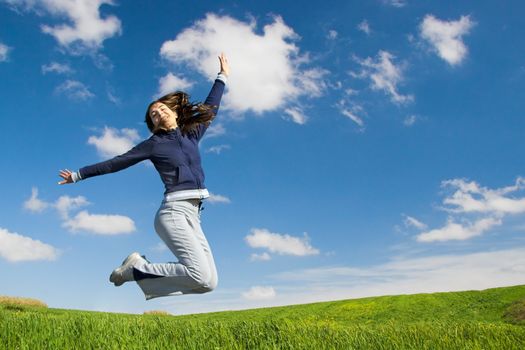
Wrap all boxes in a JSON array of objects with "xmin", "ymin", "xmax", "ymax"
[
  {"xmin": 191, "ymin": 275, "xmax": 218, "ymax": 294},
  {"xmin": 204, "ymin": 277, "xmax": 218, "ymax": 293},
  {"xmin": 195, "ymin": 279, "xmax": 217, "ymax": 293},
  {"xmin": 188, "ymin": 270, "xmax": 213, "ymax": 292}
]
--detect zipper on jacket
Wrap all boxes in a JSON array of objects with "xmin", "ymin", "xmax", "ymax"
[{"xmin": 176, "ymin": 131, "xmax": 202, "ymax": 188}]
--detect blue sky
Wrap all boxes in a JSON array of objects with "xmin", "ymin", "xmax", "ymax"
[{"xmin": 1, "ymin": 0, "xmax": 525, "ymax": 315}]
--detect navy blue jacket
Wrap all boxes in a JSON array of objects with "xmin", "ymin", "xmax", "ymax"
[{"xmin": 78, "ymin": 78, "xmax": 225, "ymax": 194}]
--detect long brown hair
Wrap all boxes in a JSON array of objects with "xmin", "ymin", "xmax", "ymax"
[{"xmin": 145, "ymin": 91, "xmax": 217, "ymax": 135}]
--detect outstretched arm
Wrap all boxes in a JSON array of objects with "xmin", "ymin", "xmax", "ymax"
[{"xmin": 58, "ymin": 139, "xmax": 152, "ymax": 185}]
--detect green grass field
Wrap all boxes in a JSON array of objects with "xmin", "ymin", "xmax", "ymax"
[{"xmin": 1, "ymin": 285, "xmax": 524, "ymax": 349}]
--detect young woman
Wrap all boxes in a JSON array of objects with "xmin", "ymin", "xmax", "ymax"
[{"xmin": 58, "ymin": 53, "xmax": 230, "ymax": 300}]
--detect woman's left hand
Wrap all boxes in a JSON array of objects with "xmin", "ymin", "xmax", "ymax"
[{"xmin": 218, "ymin": 52, "xmax": 230, "ymax": 77}]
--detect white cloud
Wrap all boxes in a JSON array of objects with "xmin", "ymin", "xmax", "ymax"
[
  {"xmin": 410, "ymin": 178, "xmax": 525, "ymax": 242},
  {"xmin": 24, "ymin": 192, "xmax": 136, "ymax": 236},
  {"xmin": 205, "ymin": 144, "xmax": 230, "ymax": 154},
  {"xmin": 357, "ymin": 20, "xmax": 371, "ymax": 35},
  {"xmin": 327, "ymin": 30, "xmax": 338, "ymax": 40},
  {"xmin": 242, "ymin": 286, "xmax": 276, "ymax": 300},
  {"xmin": 383, "ymin": 0, "xmax": 407, "ymax": 7},
  {"xmin": 24, "ymin": 187, "xmax": 50, "ymax": 213},
  {"xmin": 207, "ymin": 193, "xmax": 231, "ymax": 204},
  {"xmin": 0, "ymin": 42, "xmax": 10, "ymax": 62},
  {"xmin": 337, "ymin": 99, "xmax": 365, "ymax": 130},
  {"xmin": 54, "ymin": 195, "xmax": 89, "ymax": 220},
  {"xmin": 159, "ymin": 13, "xmax": 327, "ymax": 115},
  {"xmin": 156, "ymin": 72, "xmax": 194, "ymax": 98},
  {"xmin": 416, "ymin": 217, "xmax": 501, "ymax": 242},
  {"xmin": 106, "ymin": 85, "xmax": 120, "ymax": 105},
  {"xmin": 41, "ymin": 61, "xmax": 73, "ymax": 74},
  {"xmin": 245, "ymin": 228, "xmax": 320, "ymax": 256},
  {"xmin": 442, "ymin": 177, "xmax": 525, "ymax": 215},
  {"xmin": 283, "ymin": 107, "xmax": 307, "ymax": 125},
  {"xmin": 202, "ymin": 123, "xmax": 226, "ymax": 139},
  {"xmin": 340, "ymin": 108, "xmax": 364, "ymax": 129},
  {"xmin": 403, "ymin": 215, "xmax": 427, "ymax": 230},
  {"xmin": 420, "ymin": 14, "xmax": 474, "ymax": 66},
  {"xmin": 0, "ymin": 227, "xmax": 60, "ymax": 262},
  {"xmin": 63, "ymin": 210, "xmax": 135, "ymax": 235},
  {"xmin": 55, "ymin": 80, "xmax": 94, "ymax": 101},
  {"xmin": 5, "ymin": 0, "xmax": 121, "ymax": 52},
  {"xmin": 250, "ymin": 252, "xmax": 271, "ymax": 262},
  {"xmin": 354, "ymin": 50, "xmax": 413, "ymax": 104},
  {"xmin": 403, "ymin": 114, "xmax": 417, "ymax": 126},
  {"xmin": 87, "ymin": 127, "xmax": 141, "ymax": 158}
]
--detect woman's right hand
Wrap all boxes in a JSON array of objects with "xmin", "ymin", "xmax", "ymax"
[{"xmin": 58, "ymin": 169, "xmax": 74, "ymax": 185}]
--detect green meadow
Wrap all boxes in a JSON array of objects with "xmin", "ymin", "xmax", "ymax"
[{"xmin": 1, "ymin": 285, "xmax": 524, "ymax": 349}]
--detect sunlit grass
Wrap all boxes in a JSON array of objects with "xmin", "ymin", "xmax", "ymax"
[{"xmin": 1, "ymin": 285, "xmax": 524, "ymax": 349}]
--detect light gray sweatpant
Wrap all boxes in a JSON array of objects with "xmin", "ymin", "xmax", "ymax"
[{"xmin": 135, "ymin": 198, "xmax": 218, "ymax": 300}]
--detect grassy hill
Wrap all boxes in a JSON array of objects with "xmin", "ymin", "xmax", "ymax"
[{"xmin": 1, "ymin": 285, "xmax": 524, "ymax": 349}]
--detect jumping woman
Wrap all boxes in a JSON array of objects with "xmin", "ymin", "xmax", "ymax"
[{"xmin": 58, "ymin": 53, "xmax": 230, "ymax": 300}]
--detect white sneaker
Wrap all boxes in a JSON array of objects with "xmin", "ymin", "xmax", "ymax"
[{"xmin": 109, "ymin": 252, "xmax": 147, "ymax": 287}]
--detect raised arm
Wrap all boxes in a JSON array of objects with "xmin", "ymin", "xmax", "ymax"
[
  {"xmin": 58, "ymin": 138, "xmax": 152, "ymax": 185},
  {"xmin": 195, "ymin": 53, "xmax": 230, "ymax": 140}
]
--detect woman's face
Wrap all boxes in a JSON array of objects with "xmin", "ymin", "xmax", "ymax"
[{"xmin": 149, "ymin": 102, "xmax": 177, "ymax": 130}]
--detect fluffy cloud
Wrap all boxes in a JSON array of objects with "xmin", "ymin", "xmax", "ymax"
[
  {"xmin": 63, "ymin": 210, "xmax": 135, "ymax": 235},
  {"xmin": 357, "ymin": 20, "xmax": 371, "ymax": 35},
  {"xmin": 4, "ymin": 0, "xmax": 121, "ymax": 52},
  {"xmin": 0, "ymin": 227, "xmax": 60, "ymax": 262},
  {"xmin": 207, "ymin": 193, "xmax": 231, "ymax": 204},
  {"xmin": 412, "ymin": 177, "xmax": 525, "ymax": 242},
  {"xmin": 0, "ymin": 42, "xmax": 10, "ymax": 62},
  {"xmin": 242, "ymin": 286, "xmax": 276, "ymax": 300},
  {"xmin": 416, "ymin": 217, "xmax": 501, "ymax": 242},
  {"xmin": 55, "ymin": 80, "xmax": 94, "ymax": 101},
  {"xmin": 24, "ymin": 187, "xmax": 50, "ymax": 213},
  {"xmin": 283, "ymin": 107, "xmax": 307, "ymax": 125},
  {"xmin": 54, "ymin": 195, "xmax": 89, "ymax": 220},
  {"xmin": 87, "ymin": 127, "xmax": 141, "ymax": 158},
  {"xmin": 442, "ymin": 178, "xmax": 525, "ymax": 215},
  {"xmin": 353, "ymin": 50, "xmax": 413, "ymax": 104},
  {"xmin": 41, "ymin": 61, "xmax": 73, "ymax": 74},
  {"xmin": 156, "ymin": 72, "xmax": 194, "ymax": 98},
  {"xmin": 420, "ymin": 14, "xmax": 474, "ymax": 66},
  {"xmin": 245, "ymin": 228, "xmax": 319, "ymax": 256},
  {"xmin": 24, "ymin": 190, "xmax": 135, "ymax": 235},
  {"xmin": 159, "ymin": 13, "xmax": 327, "ymax": 115}
]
